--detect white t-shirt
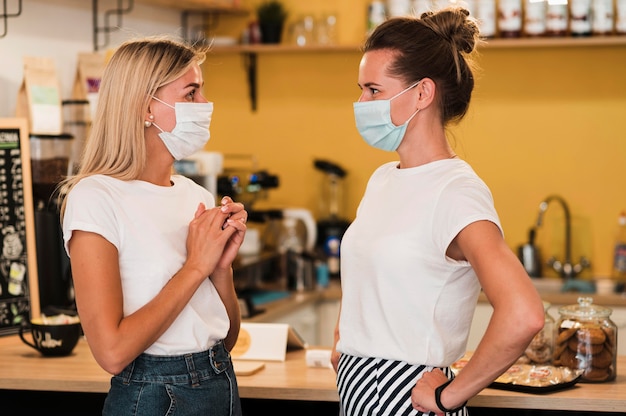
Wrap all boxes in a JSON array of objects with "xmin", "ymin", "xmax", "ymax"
[
  {"xmin": 336, "ymin": 159, "xmax": 501, "ymax": 366},
  {"xmin": 62, "ymin": 174, "xmax": 230, "ymax": 355}
]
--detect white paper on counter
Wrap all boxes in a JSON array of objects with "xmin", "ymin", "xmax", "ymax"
[{"xmin": 231, "ymin": 322, "xmax": 306, "ymax": 362}]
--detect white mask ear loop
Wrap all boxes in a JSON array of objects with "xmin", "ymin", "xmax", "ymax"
[
  {"xmin": 390, "ymin": 80, "xmax": 421, "ymax": 126},
  {"xmin": 150, "ymin": 96, "xmax": 172, "ymax": 133},
  {"xmin": 390, "ymin": 80, "xmax": 422, "ymax": 100},
  {"xmin": 406, "ymin": 107, "xmax": 420, "ymax": 124},
  {"xmin": 152, "ymin": 95, "xmax": 175, "ymax": 109},
  {"xmin": 151, "ymin": 121, "xmax": 164, "ymax": 133}
]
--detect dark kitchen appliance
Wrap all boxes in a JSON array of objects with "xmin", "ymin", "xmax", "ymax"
[
  {"xmin": 518, "ymin": 227, "xmax": 542, "ymax": 277},
  {"xmin": 313, "ymin": 159, "xmax": 350, "ymax": 278},
  {"xmin": 30, "ymin": 131, "xmax": 76, "ymax": 314}
]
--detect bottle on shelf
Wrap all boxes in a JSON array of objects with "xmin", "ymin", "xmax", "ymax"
[
  {"xmin": 368, "ymin": 1, "xmax": 387, "ymax": 35},
  {"xmin": 611, "ymin": 212, "xmax": 626, "ymax": 284},
  {"xmin": 591, "ymin": 0, "xmax": 614, "ymax": 35},
  {"xmin": 616, "ymin": 0, "xmax": 626, "ymax": 34},
  {"xmin": 570, "ymin": 0, "xmax": 593, "ymax": 36},
  {"xmin": 524, "ymin": 0, "xmax": 548, "ymax": 36},
  {"xmin": 411, "ymin": 0, "xmax": 431, "ymax": 17},
  {"xmin": 498, "ymin": 0, "xmax": 523, "ymax": 37},
  {"xmin": 387, "ymin": 0, "xmax": 411, "ymax": 17},
  {"xmin": 474, "ymin": 0, "xmax": 497, "ymax": 38},
  {"xmin": 545, "ymin": 0, "xmax": 569, "ymax": 36}
]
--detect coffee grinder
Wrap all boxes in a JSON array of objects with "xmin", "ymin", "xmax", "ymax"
[
  {"xmin": 313, "ymin": 159, "xmax": 350, "ymax": 278},
  {"xmin": 29, "ymin": 100, "xmax": 89, "ymax": 314},
  {"xmin": 30, "ymin": 133, "xmax": 75, "ymax": 314}
]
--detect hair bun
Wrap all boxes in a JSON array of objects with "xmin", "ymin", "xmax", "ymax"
[{"xmin": 420, "ymin": 7, "xmax": 480, "ymax": 54}]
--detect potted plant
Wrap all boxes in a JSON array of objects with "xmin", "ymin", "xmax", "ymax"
[{"xmin": 256, "ymin": 0, "xmax": 288, "ymax": 44}]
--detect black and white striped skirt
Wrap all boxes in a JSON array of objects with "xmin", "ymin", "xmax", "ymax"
[{"xmin": 336, "ymin": 353, "xmax": 469, "ymax": 416}]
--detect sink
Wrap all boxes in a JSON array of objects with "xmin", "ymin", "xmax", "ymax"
[
  {"xmin": 531, "ymin": 278, "xmax": 598, "ymax": 294},
  {"xmin": 531, "ymin": 278, "xmax": 564, "ymax": 293}
]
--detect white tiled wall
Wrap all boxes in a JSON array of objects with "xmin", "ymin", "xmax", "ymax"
[{"xmin": 0, "ymin": 0, "xmax": 180, "ymax": 118}]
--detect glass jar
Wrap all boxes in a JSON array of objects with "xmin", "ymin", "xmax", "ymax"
[
  {"xmin": 524, "ymin": 0, "xmax": 547, "ymax": 37},
  {"xmin": 546, "ymin": 2, "xmax": 569, "ymax": 36},
  {"xmin": 570, "ymin": 0, "xmax": 593, "ymax": 36},
  {"xmin": 497, "ymin": 0, "xmax": 523, "ymax": 37},
  {"xmin": 554, "ymin": 297, "xmax": 617, "ymax": 383},
  {"xmin": 520, "ymin": 301, "xmax": 555, "ymax": 365}
]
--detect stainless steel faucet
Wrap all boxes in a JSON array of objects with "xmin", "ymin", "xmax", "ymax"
[{"xmin": 535, "ymin": 195, "xmax": 590, "ymax": 279}]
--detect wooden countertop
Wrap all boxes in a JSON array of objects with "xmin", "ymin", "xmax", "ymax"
[
  {"xmin": 245, "ymin": 279, "xmax": 626, "ymax": 315},
  {"xmin": 1, "ymin": 335, "xmax": 625, "ymax": 412},
  {"xmin": 0, "ymin": 335, "xmax": 110, "ymax": 393},
  {"xmin": 478, "ymin": 290, "xmax": 626, "ymax": 308}
]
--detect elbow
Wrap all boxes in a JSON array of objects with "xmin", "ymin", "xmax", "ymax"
[
  {"xmin": 100, "ymin": 363, "xmax": 125, "ymax": 376},
  {"xmin": 504, "ymin": 298, "xmax": 545, "ymax": 345},
  {"xmin": 525, "ymin": 303, "xmax": 546, "ymax": 341},
  {"xmin": 98, "ymin": 358, "xmax": 129, "ymax": 376},
  {"xmin": 92, "ymin": 347, "xmax": 132, "ymax": 375}
]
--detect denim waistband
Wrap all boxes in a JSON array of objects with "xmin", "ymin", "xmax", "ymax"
[{"xmin": 118, "ymin": 340, "xmax": 231, "ymax": 387}]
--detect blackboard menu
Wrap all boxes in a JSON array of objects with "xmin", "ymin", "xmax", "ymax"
[{"xmin": 0, "ymin": 118, "xmax": 39, "ymax": 336}]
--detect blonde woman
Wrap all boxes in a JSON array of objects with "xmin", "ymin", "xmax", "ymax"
[{"xmin": 60, "ymin": 37, "xmax": 246, "ymax": 416}]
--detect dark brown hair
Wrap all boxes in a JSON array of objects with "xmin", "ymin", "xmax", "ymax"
[{"xmin": 364, "ymin": 7, "xmax": 481, "ymax": 125}]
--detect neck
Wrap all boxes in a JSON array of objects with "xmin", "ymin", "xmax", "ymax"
[
  {"xmin": 140, "ymin": 155, "xmax": 175, "ymax": 187},
  {"xmin": 397, "ymin": 131, "xmax": 457, "ymax": 169}
]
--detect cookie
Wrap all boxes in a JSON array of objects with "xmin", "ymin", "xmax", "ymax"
[
  {"xmin": 583, "ymin": 366, "xmax": 610, "ymax": 382},
  {"xmin": 591, "ymin": 348, "xmax": 613, "ymax": 369},
  {"xmin": 577, "ymin": 327, "xmax": 606, "ymax": 345},
  {"xmin": 556, "ymin": 327, "xmax": 577, "ymax": 344},
  {"xmin": 557, "ymin": 347, "xmax": 579, "ymax": 368},
  {"xmin": 568, "ymin": 337, "xmax": 604, "ymax": 355}
]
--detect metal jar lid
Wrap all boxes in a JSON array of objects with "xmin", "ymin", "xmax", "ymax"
[{"xmin": 558, "ymin": 296, "xmax": 613, "ymax": 319}]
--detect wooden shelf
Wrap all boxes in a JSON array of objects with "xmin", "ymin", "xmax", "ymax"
[
  {"xmin": 482, "ymin": 35, "xmax": 626, "ymax": 48},
  {"xmin": 134, "ymin": 1, "xmax": 626, "ymax": 49},
  {"xmin": 209, "ymin": 35, "xmax": 626, "ymax": 54},
  {"xmin": 135, "ymin": 0, "xmax": 249, "ymax": 13},
  {"xmin": 210, "ymin": 44, "xmax": 362, "ymax": 54}
]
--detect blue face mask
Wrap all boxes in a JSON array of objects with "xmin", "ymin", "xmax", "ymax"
[{"xmin": 353, "ymin": 81, "xmax": 421, "ymax": 151}]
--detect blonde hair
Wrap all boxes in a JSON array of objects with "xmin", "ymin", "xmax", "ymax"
[{"xmin": 59, "ymin": 36, "xmax": 209, "ymax": 218}]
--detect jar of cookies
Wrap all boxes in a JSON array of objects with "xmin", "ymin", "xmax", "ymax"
[
  {"xmin": 553, "ymin": 297, "xmax": 617, "ymax": 382},
  {"xmin": 519, "ymin": 301, "xmax": 555, "ymax": 365}
]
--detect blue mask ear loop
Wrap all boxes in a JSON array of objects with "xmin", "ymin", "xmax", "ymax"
[{"xmin": 390, "ymin": 80, "xmax": 422, "ymax": 127}]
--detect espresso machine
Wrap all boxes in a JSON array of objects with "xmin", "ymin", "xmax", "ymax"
[
  {"xmin": 30, "ymin": 133, "xmax": 75, "ymax": 314},
  {"xmin": 29, "ymin": 100, "xmax": 89, "ymax": 314}
]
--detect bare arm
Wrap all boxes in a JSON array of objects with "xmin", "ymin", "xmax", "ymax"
[
  {"xmin": 210, "ymin": 197, "xmax": 247, "ymax": 351},
  {"xmin": 210, "ymin": 266, "xmax": 241, "ymax": 351},
  {"xmin": 69, "ymin": 200, "xmax": 246, "ymax": 375},
  {"xmin": 412, "ymin": 220, "xmax": 545, "ymax": 413},
  {"xmin": 331, "ymin": 303, "xmax": 342, "ymax": 372}
]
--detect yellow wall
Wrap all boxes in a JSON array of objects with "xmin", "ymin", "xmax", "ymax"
[{"xmin": 204, "ymin": 0, "xmax": 626, "ymax": 279}]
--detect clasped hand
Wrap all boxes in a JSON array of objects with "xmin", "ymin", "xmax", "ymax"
[{"xmin": 186, "ymin": 196, "xmax": 247, "ymax": 278}]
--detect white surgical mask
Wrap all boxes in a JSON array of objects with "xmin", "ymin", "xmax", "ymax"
[
  {"xmin": 353, "ymin": 81, "xmax": 421, "ymax": 151},
  {"xmin": 151, "ymin": 96, "xmax": 213, "ymax": 160}
]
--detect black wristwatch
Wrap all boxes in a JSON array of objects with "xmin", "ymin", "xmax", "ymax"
[{"xmin": 434, "ymin": 379, "xmax": 467, "ymax": 413}]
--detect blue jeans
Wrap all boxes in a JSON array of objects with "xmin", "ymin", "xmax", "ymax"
[{"xmin": 102, "ymin": 340, "xmax": 242, "ymax": 416}]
